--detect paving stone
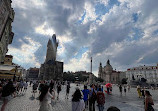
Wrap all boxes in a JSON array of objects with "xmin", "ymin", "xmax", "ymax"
[{"xmin": 0, "ymin": 84, "xmax": 157, "ymax": 111}]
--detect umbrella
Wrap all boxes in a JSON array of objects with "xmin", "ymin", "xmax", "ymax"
[{"xmin": 105, "ymin": 83, "xmax": 112, "ymax": 88}]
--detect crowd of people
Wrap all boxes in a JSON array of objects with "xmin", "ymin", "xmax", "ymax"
[
  {"xmin": 0, "ymin": 79, "xmax": 155, "ymax": 111},
  {"xmin": 0, "ymin": 79, "xmax": 28, "ymax": 111}
]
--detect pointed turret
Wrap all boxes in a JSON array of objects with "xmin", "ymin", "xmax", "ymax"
[
  {"xmin": 107, "ymin": 59, "xmax": 110, "ymax": 65},
  {"xmin": 45, "ymin": 34, "xmax": 58, "ymax": 63}
]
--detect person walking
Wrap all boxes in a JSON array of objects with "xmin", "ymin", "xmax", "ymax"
[
  {"xmin": 107, "ymin": 87, "xmax": 110, "ymax": 94},
  {"xmin": 66, "ymin": 82, "xmax": 70, "ymax": 99},
  {"xmin": 19, "ymin": 80, "xmax": 24, "ymax": 94},
  {"xmin": 72, "ymin": 88, "xmax": 85, "ymax": 111},
  {"xmin": 89, "ymin": 84, "xmax": 97, "ymax": 111},
  {"xmin": 128, "ymin": 85, "xmax": 130, "ymax": 92},
  {"xmin": 82, "ymin": 85, "xmax": 89, "ymax": 108},
  {"xmin": 137, "ymin": 85, "xmax": 142, "ymax": 98},
  {"xmin": 32, "ymin": 81, "xmax": 38, "ymax": 97},
  {"xmin": 124, "ymin": 86, "xmax": 127, "ymax": 95},
  {"xmin": 23, "ymin": 81, "xmax": 28, "ymax": 93},
  {"xmin": 57, "ymin": 82, "xmax": 61, "ymax": 100},
  {"xmin": 1, "ymin": 81, "xmax": 15, "ymax": 111},
  {"xmin": 144, "ymin": 90, "xmax": 154, "ymax": 111},
  {"xmin": 49, "ymin": 80, "xmax": 54, "ymax": 94},
  {"xmin": 119, "ymin": 85, "xmax": 122, "ymax": 95},
  {"xmin": 38, "ymin": 81, "xmax": 45, "ymax": 95},
  {"xmin": 97, "ymin": 88, "xmax": 105, "ymax": 111},
  {"xmin": 39, "ymin": 85, "xmax": 55, "ymax": 111},
  {"xmin": 141, "ymin": 87, "xmax": 145, "ymax": 98},
  {"xmin": 29, "ymin": 81, "xmax": 32, "ymax": 87}
]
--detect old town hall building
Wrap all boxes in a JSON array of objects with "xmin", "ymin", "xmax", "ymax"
[{"xmin": 39, "ymin": 34, "xmax": 63, "ymax": 80}]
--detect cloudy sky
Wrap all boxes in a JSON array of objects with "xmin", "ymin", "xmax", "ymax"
[{"xmin": 8, "ymin": 0, "xmax": 158, "ymax": 76}]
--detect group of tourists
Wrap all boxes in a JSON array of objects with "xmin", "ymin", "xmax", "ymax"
[
  {"xmin": 118, "ymin": 84, "xmax": 131, "ymax": 95},
  {"xmin": 136, "ymin": 85, "xmax": 155, "ymax": 111},
  {"xmin": 137, "ymin": 85, "xmax": 146, "ymax": 98},
  {"xmin": 0, "ymin": 79, "xmax": 28, "ymax": 111},
  {"xmin": 72, "ymin": 84, "xmax": 120, "ymax": 111},
  {"xmin": 37, "ymin": 80, "xmax": 70, "ymax": 111},
  {"xmin": 0, "ymin": 79, "xmax": 155, "ymax": 111},
  {"xmin": 37, "ymin": 81, "xmax": 119, "ymax": 111}
]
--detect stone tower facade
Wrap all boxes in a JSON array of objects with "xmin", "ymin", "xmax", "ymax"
[
  {"xmin": 39, "ymin": 34, "xmax": 63, "ymax": 80},
  {"xmin": 0, "ymin": 0, "xmax": 14, "ymax": 63},
  {"xmin": 45, "ymin": 34, "xmax": 58, "ymax": 63}
]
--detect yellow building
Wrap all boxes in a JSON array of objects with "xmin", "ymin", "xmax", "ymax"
[{"xmin": 0, "ymin": 55, "xmax": 24, "ymax": 79}]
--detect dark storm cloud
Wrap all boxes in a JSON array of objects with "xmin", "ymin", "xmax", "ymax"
[{"xmin": 45, "ymin": 0, "xmax": 86, "ymax": 35}]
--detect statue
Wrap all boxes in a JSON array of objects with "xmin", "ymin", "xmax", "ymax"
[
  {"xmin": 107, "ymin": 59, "xmax": 110, "ymax": 65},
  {"xmin": 132, "ymin": 74, "xmax": 135, "ymax": 80}
]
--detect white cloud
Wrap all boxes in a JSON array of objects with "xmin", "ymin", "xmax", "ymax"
[
  {"xmin": 64, "ymin": 51, "xmax": 90, "ymax": 72},
  {"xmin": 35, "ymin": 22, "xmax": 55, "ymax": 36},
  {"xmin": 7, "ymin": 37, "xmax": 41, "ymax": 68},
  {"xmin": 12, "ymin": 0, "xmax": 46, "ymax": 9},
  {"xmin": 83, "ymin": 2, "xmax": 97, "ymax": 24}
]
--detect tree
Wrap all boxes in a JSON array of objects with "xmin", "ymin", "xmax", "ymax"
[
  {"xmin": 96, "ymin": 77, "xmax": 104, "ymax": 82},
  {"xmin": 141, "ymin": 78, "xmax": 147, "ymax": 82},
  {"xmin": 121, "ymin": 78, "xmax": 128, "ymax": 84}
]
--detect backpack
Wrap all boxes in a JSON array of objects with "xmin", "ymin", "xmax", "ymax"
[
  {"xmin": 97, "ymin": 93, "xmax": 105, "ymax": 104},
  {"xmin": 91, "ymin": 89, "xmax": 97, "ymax": 102}
]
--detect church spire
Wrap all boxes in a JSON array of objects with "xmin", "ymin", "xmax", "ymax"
[
  {"xmin": 107, "ymin": 59, "xmax": 110, "ymax": 65},
  {"xmin": 45, "ymin": 34, "xmax": 58, "ymax": 63},
  {"xmin": 100, "ymin": 62, "xmax": 102, "ymax": 67}
]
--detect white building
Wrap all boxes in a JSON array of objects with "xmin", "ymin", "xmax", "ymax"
[{"xmin": 126, "ymin": 64, "xmax": 158, "ymax": 85}]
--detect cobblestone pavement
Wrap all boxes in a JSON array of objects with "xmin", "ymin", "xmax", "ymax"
[{"xmin": 0, "ymin": 83, "xmax": 158, "ymax": 111}]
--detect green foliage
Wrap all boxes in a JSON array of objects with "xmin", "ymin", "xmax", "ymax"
[
  {"xmin": 63, "ymin": 72, "xmax": 88, "ymax": 82},
  {"xmin": 96, "ymin": 77, "xmax": 104, "ymax": 82},
  {"xmin": 121, "ymin": 78, "xmax": 128, "ymax": 84}
]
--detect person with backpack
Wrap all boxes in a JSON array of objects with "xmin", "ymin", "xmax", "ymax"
[
  {"xmin": 82, "ymin": 85, "xmax": 89, "ymax": 108},
  {"xmin": 32, "ymin": 81, "xmax": 38, "ymax": 97},
  {"xmin": 89, "ymin": 84, "xmax": 97, "ymax": 111},
  {"xmin": 97, "ymin": 88, "xmax": 105, "ymax": 111}
]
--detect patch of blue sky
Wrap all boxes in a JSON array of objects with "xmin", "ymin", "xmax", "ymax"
[
  {"xmin": 77, "ymin": 11, "xmax": 86, "ymax": 24},
  {"xmin": 153, "ymin": 29, "xmax": 158, "ymax": 35},
  {"xmin": 73, "ymin": 47, "xmax": 88, "ymax": 59},
  {"xmin": 76, "ymin": 0, "xmax": 120, "ymax": 24},
  {"xmin": 127, "ymin": 28, "xmax": 144, "ymax": 41},
  {"xmin": 108, "ymin": 0, "xmax": 120, "ymax": 6},
  {"xmin": 132, "ymin": 13, "xmax": 138, "ymax": 23},
  {"xmin": 95, "ymin": 3, "xmax": 108, "ymax": 16},
  {"xmin": 95, "ymin": 0, "xmax": 120, "ymax": 21}
]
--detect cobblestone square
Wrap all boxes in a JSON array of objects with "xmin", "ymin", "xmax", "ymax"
[{"xmin": 0, "ymin": 84, "xmax": 158, "ymax": 111}]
